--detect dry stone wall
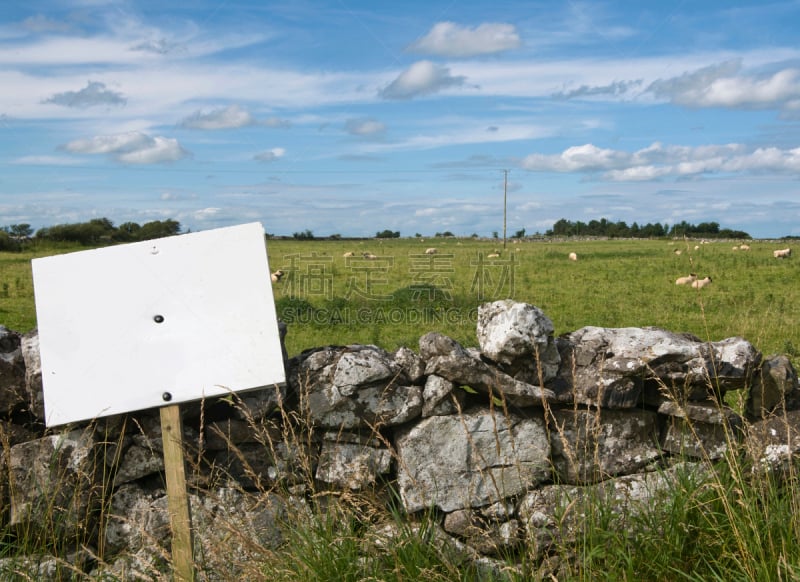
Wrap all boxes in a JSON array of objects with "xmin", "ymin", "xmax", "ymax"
[{"xmin": 1, "ymin": 299, "xmax": 799, "ymax": 579}]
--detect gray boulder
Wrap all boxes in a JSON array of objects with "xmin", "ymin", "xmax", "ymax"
[
  {"xmin": 0, "ymin": 326, "xmax": 26, "ymax": 415},
  {"xmin": 395, "ymin": 408, "xmax": 551, "ymax": 512},
  {"xmin": 549, "ymin": 408, "xmax": 662, "ymax": 484},
  {"xmin": 656, "ymin": 400, "xmax": 743, "ymax": 460},
  {"xmin": 477, "ymin": 300, "xmax": 560, "ymax": 384},
  {"xmin": 290, "ymin": 345, "xmax": 421, "ymax": 429},
  {"xmin": 561, "ymin": 326, "xmax": 759, "ymax": 408},
  {"xmin": 421, "ymin": 332, "xmax": 559, "ymax": 407},
  {"xmin": 315, "ymin": 432, "xmax": 392, "ymax": 489},
  {"xmin": 8, "ymin": 428, "xmax": 101, "ymax": 545},
  {"xmin": 747, "ymin": 354, "xmax": 800, "ymax": 418},
  {"xmin": 422, "ymin": 374, "xmax": 464, "ymax": 417},
  {"xmin": 745, "ymin": 410, "xmax": 800, "ymax": 478},
  {"xmin": 21, "ymin": 329, "xmax": 44, "ymax": 420}
]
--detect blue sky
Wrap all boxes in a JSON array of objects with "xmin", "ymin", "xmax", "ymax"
[{"xmin": 2, "ymin": 1, "xmax": 799, "ymax": 238}]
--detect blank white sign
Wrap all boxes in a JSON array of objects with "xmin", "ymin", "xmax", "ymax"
[{"xmin": 32, "ymin": 222, "xmax": 285, "ymax": 427}]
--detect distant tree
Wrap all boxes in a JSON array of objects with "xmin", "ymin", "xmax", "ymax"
[
  {"xmin": 513, "ymin": 228, "xmax": 526, "ymax": 239},
  {"xmin": 36, "ymin": 217, "xmax": 115, "ymax": 245},
  {"xmin": 329, "ymin": 233, "xmax": 342, "ymax": 240},
  {"xmin": 375, "ymin": 229, "xmax": 400, "ymax": 238},
  {"xmin": 136, "ymin": 219, "xmax": 181, "ymax": 241},
  {"xmin": 8, "ymin": 224, "xmax": 33, "ymax": 238},
  {"xmin": 0, "ymin": 230, "xmax": 19, "ymax": 251},
  {"xmin": 470, "ymin": 233, "xmax": 479, "ymax": 238},
  {"xmin": 113, "ymin": 221, "xmax": 142, "ymax": 242},
  {"xmin": 293, "ymin": 229, "xmax": 314, "ymax": 240},
  {"xmin": 719, "ymin": 228, "xmax": 751, "ymax": 239},
  {"xmin": 415, "ymin": 233, "xmax": 422, "ymax": 238},
  {"xmin": 492, "ymin": 231, "xmax": 499, "ymax": 239}
]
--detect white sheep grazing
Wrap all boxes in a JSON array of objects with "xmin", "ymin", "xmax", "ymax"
[
  {"xmin": 425, "ymin": 247, "xmax": 438, "ymax": 255},
  {"xmin": 674, "ymin": 249, "xmax": 682, "ymax": 255},
  {"xmin": 675, "ymin": 273, "xmax": 697, "ymax": 285},
  {"xmin": 568, "ymin": 252, "xmax": 577, "ymax": 261},
  {"xmin": 691, "ymin": 276, "xmax": 712, "ymax": 289},
  {"xmin": 739, "ymin": 244, "xmax": 751, "ymax": 251},
  {"xmin": 363, "ymin": 252, "xmax": 378, "ymax": 260},
  {"xmin": 487, "ymin": 252, "xmax": 500, "ymax": 259},
  {"xmin": 270, "ymin": 270, "xmax": 284, "ymax": 283},
  {"xmin": 343, "ymin": 251, "xmax": 355, "ymax": 258},
  {"xmin": 774, "ymin": 248, "xmax": 792, "ymax": 259}
]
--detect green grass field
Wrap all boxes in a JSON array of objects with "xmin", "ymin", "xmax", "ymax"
[
  {"xmin": 2, "ymin": 237, "xmax": 797, "ymax": 364},
  {"xmin": 3, "ymin": 236, "xmax": 800, "ymax": 580}
]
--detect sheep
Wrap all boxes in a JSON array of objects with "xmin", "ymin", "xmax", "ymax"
[
  {"xmin": 674, "ymin": 249, "xmax": 682, "ymax": 255},
  {"xmin": 675, "ymin": 273, "xmax": 697, "ymax": 285},
  {"xmin": 568, "ymin": 252, "xmax": 577, "ymax": 261},
  {"xmin": 774, "ymin": 248, "xmax": 792, "ymax": 259},
  {"xmin": 487, "ymin": 253, "xmax": 500, "ymax": 259},
  {"xmin": 270, "ymin": 270, "xmax": 284, "ymax": 283},
  {"xmin": 694, "ymin": 245, "xmax": 700, "ymax": 250},
  {"xmin": 739, "ymin": 244, "xmax": 751, "ymax": 251},
  {"xmin": 691, "ymin": 276, "xmax": 712, "ymax": 289},
  {"xmin": 343, "ymin": 251, "xmax": 355, "ymax": 258},
  {"xmin": 362, "ymin": 252, "xmax": 378, "ymax": 260},
  {"xmin": 425, "ymin": 248, "xmax": 438, "ymax": 255}
]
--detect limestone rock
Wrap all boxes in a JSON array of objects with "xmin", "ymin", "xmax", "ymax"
[
  {"xmin": 315, "ymin": 432, "xmax": 392, "ymax": 489},
  {"xmin": 747, "ymin": 354, "xmax": 800, "ymax": 418},
  {"xmin": 561, "ymin": 326, "xmax": 759, "ymax": 408},
  {"xmin": 477, "ymin": 300, "xmax": 560, "ymax": 384},
  {"xmin": 0, "ymin": 326, "xmax": 26, "ymax": 415},
  {"xmin": 290, "ymin": 345, "xmax": 421, "ymax": 429},
  {"xmin": 422, "ymin": 374, "xmax": 464, "ymax": 417},
  {"xmin": 396, "ymin": 408, "xmax": 551, "ymax": 512},
  {"xmin": 8, "ymin": 428, "xmax": 102, "ymax": 545},
  {"xmin": 421, "ymin": 332, "xmax": 559, "ymax": 407},
  {"xmin": 745, "ymin": 410, "xmax": 800, "ymax": 478},
  {"xmin": 21, "ymin": 329, "xmax": 44, "ymax": 420},
  {"xmin": 549, "ymin": 408, "xmax": 662, "ymax": 484},
  {"xmin": 518, "ymin": 462, "xmax": 708, "ymax": 558},
  {"xmin": 393, "ymin": 345, "xmax": 426, "ymax": 384}
]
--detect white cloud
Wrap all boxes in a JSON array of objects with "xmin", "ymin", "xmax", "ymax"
[
  {"xmin": 522, "ymin": 144, "xmax": 630, "ymax": 172},
  {"xmin": 521, "ymin": 142, "xmax": 800, "ymax": 180},
  {"xmin": 648, "ymin": 61, "xmax": 800, "ymax": 109},
  {"xmin": 180, "ymin": 104, "xmax": 255, "ymax": 129},
  {"xmin": 408, "ymin": 22, "xmax": 521, "ymax": 58},
  {"xmin": 380, "ymin": 61, "xmax": 467, "ymax": 100},
  {"xmin": 254, "ymin": 148, "xmax": 286, "ymax": 162},
  {"xmin": 344, "ymin": 117, "xmax": 386, "ymax": 136},
  {"xmin": 263, "ymin": 117, "xmax": 292, "ymax": 128},
  {"xmin": 553, "ymin": 80, "xmax": 642, "ymax": 100},
  {"xmin": 62, "ymin": 131, "xmax": 188, "ymax": 164},
  {"xmin": 43, "ymin": 80, "xmax": 126, "ymax": 108},
  {"xmin": 11, "ymin": 155, "xmax": 84, "ymax": 166}
]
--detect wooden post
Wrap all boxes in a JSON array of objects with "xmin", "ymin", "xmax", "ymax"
[{"xmin": 160, "ymin": 404, "xmax": 194, "ymax": 582}]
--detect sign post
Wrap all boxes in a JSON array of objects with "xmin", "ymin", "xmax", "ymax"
[
  {"xmin": 31, "ymin": 222, "xmax": 286, "ymax": 580},
  {"xmin": 160, "ymin": 404, "xmax": 194, "ymax": 581}
]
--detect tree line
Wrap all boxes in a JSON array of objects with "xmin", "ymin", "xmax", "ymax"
[
  {"xmin": 0, "ymin": 218, "xmax": 182, "ymax": 251},
  {"xmin": 546, "ymin": 218, "xmax": 750, "ymax": 239}
]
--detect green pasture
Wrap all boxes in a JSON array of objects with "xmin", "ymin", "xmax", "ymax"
[{"xmin": 1, "ymin": 238, "xmax": 797, "ymax": 362}]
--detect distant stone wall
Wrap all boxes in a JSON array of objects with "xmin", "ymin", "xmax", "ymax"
[{"xmin": 1, "ymin": 300, "xmax": 799, "ymax": 579}]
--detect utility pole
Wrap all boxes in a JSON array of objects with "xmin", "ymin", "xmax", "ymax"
[{"xmin": 503, "ymin": 169, "xmax": 508, "ymax": 250}]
